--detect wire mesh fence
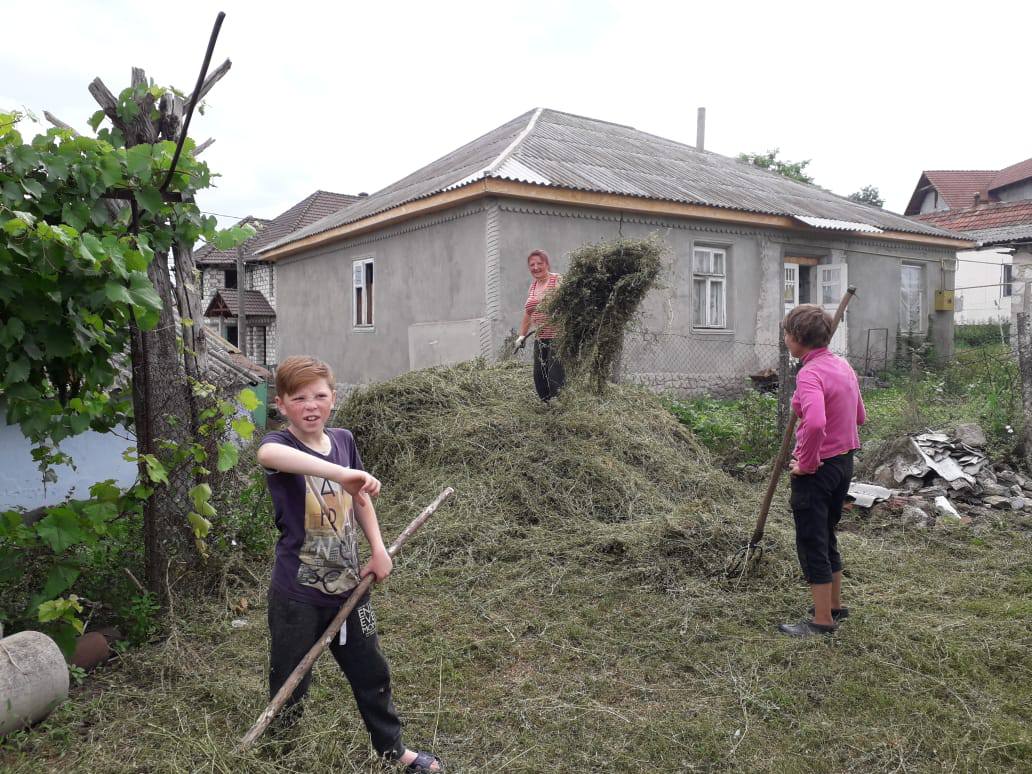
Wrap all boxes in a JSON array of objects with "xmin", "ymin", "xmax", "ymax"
[{"xmin": 603, "ymin": 325, "xmax": 1025, "ymax": 469}]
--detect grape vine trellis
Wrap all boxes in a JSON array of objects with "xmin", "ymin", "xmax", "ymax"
[{"xmin": 0, "ymin": 13, "xmax": 256, "ymax": 654}]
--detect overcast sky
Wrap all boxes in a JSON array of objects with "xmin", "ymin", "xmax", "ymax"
[{"xmin": 3, "ymin": 0, "xmax": 1030, "ymax": 228}]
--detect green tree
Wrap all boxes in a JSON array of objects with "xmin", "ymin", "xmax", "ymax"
[
  {"xmin": 737, "ymin": 148, "xmax": 814, "ymax": 184},
  {"xmin": 848, "ymin": 185, "xmax": 885, "ymax": 208}
]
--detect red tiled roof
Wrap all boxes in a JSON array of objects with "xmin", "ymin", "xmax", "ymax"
[
  {"xmin": 988, "ymin": 157, "xmax": 1032, "ymax": 192},
  {"xmin": 923, "ymin": 170, "xmax": 996, "ymax": 210},
  {"xmin": 196, "ymin": 191, "xmax": 361, "ymax": 266},
  {"xmin": 914, "ymin": 199, "xmax": 1032, "ymax": 233},
  {"xmin": 204, "ymin": 289, "xmax": 276, "ymax": 318}
]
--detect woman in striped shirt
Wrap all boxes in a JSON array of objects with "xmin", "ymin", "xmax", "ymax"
[{"xmin": 516, "ymin": 249, "xmax": 565, "ymax": 401}]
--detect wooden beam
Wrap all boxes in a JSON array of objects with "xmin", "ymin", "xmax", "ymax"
[
  {"xmin": 785, "ymin": 256, "xmax": 820, "ymax": 266},
  {"xmin": 260, "ymin": 179, "xmax": 975, "ymax": 261}
]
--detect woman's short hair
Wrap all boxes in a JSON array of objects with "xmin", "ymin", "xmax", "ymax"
[
  {"xmin": 783, "ymin": 304, "xmax": 833, "ymax": 349},
  {"xmin": 527, "ymin": 249, "xmax": 551, "ymax": 267},
  {"xmin": 275, "ymin": 355, "xmax": 335, "ymax": 397}
]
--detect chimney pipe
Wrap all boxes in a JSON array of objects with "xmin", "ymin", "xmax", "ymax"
[{"xmin": 696, "ymin": 107, "xmax": 706, "ymax": 151}]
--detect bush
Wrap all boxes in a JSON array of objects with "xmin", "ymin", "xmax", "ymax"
[
  {"xmin": 666, "ymin": 389, "xmax": 778, "ymax": 469},
  {"xmin": 955, "ymin": 322, "xmax": 1009, "ymax": 349}
]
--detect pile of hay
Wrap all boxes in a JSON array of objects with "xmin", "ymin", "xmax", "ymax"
[
  {"xmin": 335, "ymin": 360, "xmax": 761, "ymax": 582},
  {"xmin": 543, "ymin": 237, "xmax": 663, "ymax": 393}
]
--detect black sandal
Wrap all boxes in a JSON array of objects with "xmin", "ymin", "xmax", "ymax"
[{"xmin": 403, "ymin": 751, "xmax": 443, "ymax": 772}]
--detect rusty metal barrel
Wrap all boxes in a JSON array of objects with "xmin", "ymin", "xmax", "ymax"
[{"xmin": 0, "ymin": 631, "xmax": 69, "ymax": 736}]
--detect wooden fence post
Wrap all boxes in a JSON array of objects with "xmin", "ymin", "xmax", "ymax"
[
  {"xmin": 777, "ymin": 331, "xmax": 790, "ymax": 437},
  {"xmin": 1016, "ymin": 311, "xmax": 1032, "ymax": 473}
]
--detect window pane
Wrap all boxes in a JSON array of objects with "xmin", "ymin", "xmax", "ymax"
[
  {"xmin": 694, "ymin": 249, "xmax": 711, "ymax": 274},
  {"xmin": 355, "ymin": 288, "xmax": 363, "ymax": 326},
  {"xmin": 693, "ymin": 278, "xmax": 706, "ymax": 325},
  {"xmin": 365, "ymin": 262, "xmax": 374, "ymax": 325},
  {"xmin": 710, "ymin": 280, "xmax": 725, "ymax": 327},
  {"xmin": 712, "ymin": 250, "xmax": 725, "ymax": 276}
]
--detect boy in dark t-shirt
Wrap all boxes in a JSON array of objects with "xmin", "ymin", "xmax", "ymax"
[{"xmin": 256, "ymin": 356, "xmax": 442, "ymax": 772}]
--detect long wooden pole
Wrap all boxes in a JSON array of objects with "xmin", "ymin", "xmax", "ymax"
[
  {"xmin": 746, "ymin": 288, "xmax": 856, "ymax": 548},
  {"xmin": 236, "ymin": 487, "xmax": 455, "ymax": 751}
]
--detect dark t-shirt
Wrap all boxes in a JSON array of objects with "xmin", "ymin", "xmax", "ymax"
[{"xmin": 259, "ymin": 428, "xmax": 364, "ymax": 607}]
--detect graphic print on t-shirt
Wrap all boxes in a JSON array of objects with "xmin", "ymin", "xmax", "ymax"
[{"xmin": 296, "ymin": 476, "xmax": 361, "ymax": 595}]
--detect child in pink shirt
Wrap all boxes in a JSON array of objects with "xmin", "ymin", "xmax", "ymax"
[{"xmin": 780, "ymin": 305, "xmax": 866, "ymax": 637}]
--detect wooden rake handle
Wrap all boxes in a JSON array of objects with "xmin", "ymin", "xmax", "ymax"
[
  {"xmin": 236, "ymin": 486, "xmax": 455, "ymax": 751},
  {"xmin": 748, "ymin": 287, "xmax": 856, "ymax": 546}
]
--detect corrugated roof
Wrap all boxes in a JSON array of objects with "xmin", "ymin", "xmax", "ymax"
[
  {"xmin": 204, "ymin": 289, "xmax": 276, "ymax": 318},
  {"xmin": 259, "ymin": 108, "xmax": 961, "ymax": 255},
  {"xmin": 964, "ymin": 224, "xmax": 1032, "ymax": 246},
  {"xmin": 196, "ymin": 190, "xmax": 361, "ymax": 266}
]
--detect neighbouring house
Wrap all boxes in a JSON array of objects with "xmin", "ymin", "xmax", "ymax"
[
  {"xmin": 195, "ymin": 190, "xmax": 361, "ymax": 367},
  {"xmin": 905, "ymin": 160, "xmax": 1032, "ymax": 329},
  {"xmin": 257, "ymin": 108, "xmax": 972, "ymax": 393}
]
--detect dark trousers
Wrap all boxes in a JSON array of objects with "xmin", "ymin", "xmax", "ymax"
[
  {"xmin": 267, "ymin": 586, "xmax": 405, "ymax": 757},
  {"xmin": 790, "ymin": 452, "xmax": 853, "ymax": 584},
  {"xmin": 533, "ymin": 338, "xmax": 565, "ymax": 401}
]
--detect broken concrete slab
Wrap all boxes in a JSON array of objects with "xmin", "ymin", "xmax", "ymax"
[
  {"xmin": 848, "ymin": 482, "xmax": 894, "ymax": 508},
  {"xmin": 953, "ymin": 423, "xmax": 987, "ymax": 448},
  {"xmin": 933, "ymin": 496, "xmax": 962, "ymax": 524}
]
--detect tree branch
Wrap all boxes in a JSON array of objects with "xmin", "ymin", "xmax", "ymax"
[
  {"xmin": 88, "ymin": 77, "xmax": 124, "ymax": 132},
  {"xmin": 187, "ymin": 58, "xmax": 231, "ymax": 104}
]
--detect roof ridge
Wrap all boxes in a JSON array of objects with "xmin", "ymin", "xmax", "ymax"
[
  {"xmin": 537, "ymin": 107, "xmax": 636, "ymax": 131},
  {"xmin": 925, "ymin": 169, "xmax": 998, "ymax": 175},
  {"xmin": 486, "ymin": 108, "xmax": 542, "ymax": 175}
]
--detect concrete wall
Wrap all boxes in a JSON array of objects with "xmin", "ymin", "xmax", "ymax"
[
  {"xmin": 275, "ymin": 202, "xmax": 488, "ymax": 384},
  {"xmin": 994, "ymin": 180, "xmax": 1032, "ymax": 203},
  {"xmin": 273, "ymin": 196, "xmax": 958, "ymax": 392},
  {"xmin": 0, "ymin": 400, "xmax": 136, "ymax": 510},
  {"xmin": 919, "ymin": 189, "xmax": 949, "ymax": 214},
  {"xmin": 955, "ymin": 248, "xmax": 1012, "ymax": 324}
]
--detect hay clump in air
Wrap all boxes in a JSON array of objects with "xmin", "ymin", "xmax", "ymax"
[
  {"xmin": 334, "ymin": 360, "xmax": 761, "ymax": 581},
  {"xmin": 543, "ymin": 237, "xmax": 664, "ymax": 393}
]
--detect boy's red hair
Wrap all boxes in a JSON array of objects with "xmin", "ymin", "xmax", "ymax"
[{"xmin": 275, "ymin": 356, "xmax": 334, "ymax": 397}]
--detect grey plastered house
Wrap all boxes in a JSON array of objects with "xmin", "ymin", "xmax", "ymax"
[{"xmin": 258, "ymin": 109, "xmax": 973, "ymax": 390}]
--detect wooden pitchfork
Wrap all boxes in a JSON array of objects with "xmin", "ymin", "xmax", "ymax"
[
  {"xmin": 237, "ymin": 486, "xmax": 455, "ymax": 751},
  {"xmin": 725, "ymin": 287, "xmax": 857, "ymax": 579}
]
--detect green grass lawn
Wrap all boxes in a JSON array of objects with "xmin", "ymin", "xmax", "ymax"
[
  {"xmin": 2, "ymin": 360, "xmax": 1029, "ymax": 772},
  {"xmin": 2, "ymin": 508, "xmax": 1029, "ymax": 773}
]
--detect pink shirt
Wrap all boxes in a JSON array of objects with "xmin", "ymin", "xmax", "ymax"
[
  {"xmin": 791, "ymin": 347, "xmax": 866, "ymax": 474},
  {"xmin": 525, "ymin": 273, "xmax": 561, "ymax": 339}
]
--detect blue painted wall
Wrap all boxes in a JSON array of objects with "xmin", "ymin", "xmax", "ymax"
[{"xmin": 0, "ymin": 400, "xmax": 137, "ymax": 510}]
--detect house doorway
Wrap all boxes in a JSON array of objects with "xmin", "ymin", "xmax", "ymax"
[{"xmin": 784, "ymin": 257, "xmax": 849, "ymax": 355}]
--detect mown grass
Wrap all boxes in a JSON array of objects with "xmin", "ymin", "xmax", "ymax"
[{"xmin": 2, "ymin": 361, "xmax": 1030, "ymax": 772}]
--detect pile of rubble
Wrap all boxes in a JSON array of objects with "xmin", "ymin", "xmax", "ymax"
[{"xmin": 849, "ymin": 423, "xmax": 1032, "ymax": 528}]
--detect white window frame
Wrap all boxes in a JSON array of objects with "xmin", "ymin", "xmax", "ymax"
[
  {"xmin": 783, "ymin": 264, "xmax": 799, "ymax": 313},
  {"xmin": 900, "ymin": 262, "xmax": 925, "ymax": 333},
  {"xmin": 353, "ymin": 257, "xmax": 374, "ymax": 328},
  {"xmin": 692, "ymin": 246, "xmax": 727, "ymax": 329},
  {"xmin": 1002, "ymin": 264, "xmax": 1014, "ymax": 298}
]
